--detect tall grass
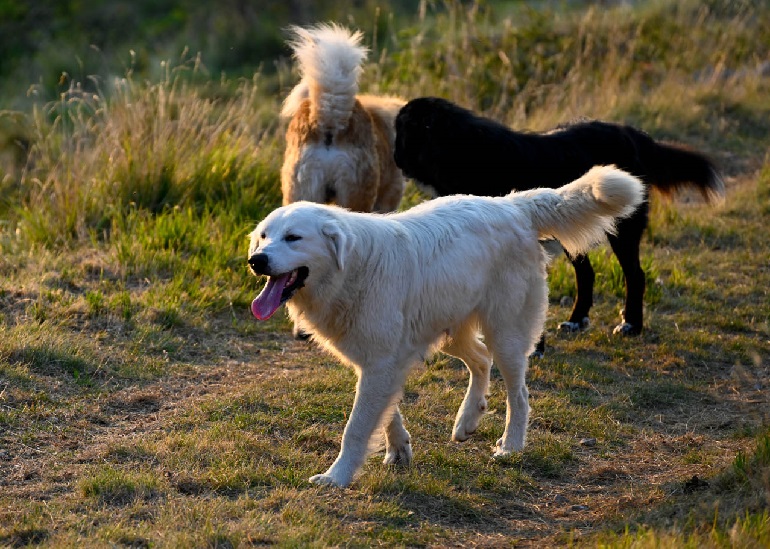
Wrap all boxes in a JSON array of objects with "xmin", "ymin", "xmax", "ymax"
[
  {"xmin": 378, "ymin": 0, "xmax": 770, "ymax": 133},
  {"xmin": 9, "ymin": 54, "xmax": 281, "ymax": 249},
  {"xmin": 2, "ymin": 0, "xmax": 767, "ymax": 254},
  {"xmin": 0, "ymin": 55, "xmax": 285, "ymax": 317}
]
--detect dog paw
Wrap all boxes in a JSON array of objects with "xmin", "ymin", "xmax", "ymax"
[
  {"xmin": 308, "ymin": 473, "xmax": 347, "ymax": 488},
  {"xmin": 383, "ymin": 441, "xmax": 412, "ymax": 467},
  {"xmin": 492, "ymin": 439, "xmax": 514, "ymax": 459},
  {"xmin": 612, "ymin": 322, "xmax": 641, "ymax": 336},
  {"xmin": 492, "ymin": 436, "xmax": 523, "ymax": 458},
  {"xmin": 452, "ymin": 425, "xmax": 475, "ymax": 442},
  {"xmin": 452, "ymin": 431, "xmax": 470, "ymax": 442},
  {"xmin": 529, "ymin": 336, "xmax": 546, "ymax": 359},
  {"xmin": 452, "ymin": 398, "xmax": 487, "ymax": 441},
  {"xmin": 559, "ymin": 317, "xmax": 589, "ymax": 333},
  {"xmin": 559, "ymin": 321, "xmax": 580, "ymax": 333}
]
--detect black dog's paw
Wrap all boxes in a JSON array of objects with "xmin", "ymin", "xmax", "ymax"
[
  {"xmin": 529, "ymin": 335, "xmax": 546, "ymax": 359},
  {"xmin": 559, "ymin": 317, "xmax": 589, "ymax": 333},
  {"xmin": 612, "ymin": 322, "xmax": 641, "ymax": 336}
]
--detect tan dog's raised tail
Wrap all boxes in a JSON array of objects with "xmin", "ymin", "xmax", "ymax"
[{"xmin": 280, "ymin": 24, "xmax": 405, "ymax": 213}]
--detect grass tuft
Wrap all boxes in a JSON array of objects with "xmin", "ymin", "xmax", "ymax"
[{"xmin": 80, "ymin": 467, "xmax": 162, "ymax": 506}]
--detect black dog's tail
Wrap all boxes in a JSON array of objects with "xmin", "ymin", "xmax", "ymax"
[{"xmin": 638, "ymin": 137, "xmax": 725, "ymax": 204}]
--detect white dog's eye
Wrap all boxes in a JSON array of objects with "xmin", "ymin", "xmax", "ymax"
[
  {"xmin": 285, "ymin": 234, "xmax": 302, "ymax": 242},
  {"xmin": 260, "ymin": 232, "xmax": 266, "ymax": 240}
]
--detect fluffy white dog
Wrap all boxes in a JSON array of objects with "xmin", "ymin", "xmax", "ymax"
[{"xmin": 248, "ymin": 166, "xmax": 644, "ymax": 488}]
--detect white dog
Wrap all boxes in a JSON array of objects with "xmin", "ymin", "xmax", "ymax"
[{"xmin": 248, "ymin": 166, "xmax": 644, "ymax": 488}]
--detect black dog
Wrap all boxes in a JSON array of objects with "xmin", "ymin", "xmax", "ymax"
[{"xmin": 394, "ymin": 97, "xmax": 724, "ymax": 348}]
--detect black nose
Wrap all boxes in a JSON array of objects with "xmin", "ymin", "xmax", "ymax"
[{"xmin": 248, "ymin": 253, "xmax": 269, "ymax": 275}]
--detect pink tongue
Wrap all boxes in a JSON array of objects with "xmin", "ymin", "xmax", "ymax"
[{"xmin": 251, "ymin": 273, "xmax": 291, "ymax": 320}]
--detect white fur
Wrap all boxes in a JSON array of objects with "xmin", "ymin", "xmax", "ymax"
[
  {"xmin": 249, "ymin": 166, "xmax": 644, "ymax": 488},
  {"xmin": 281, "ymin": 24, "xmax": 367, "ymax": 135}
]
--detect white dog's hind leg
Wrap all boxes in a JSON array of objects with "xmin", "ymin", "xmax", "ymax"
[
  {"xmin": 383, "ymin": 405, "xmax": 412, "ymax": 466},
  {"xmin": 442, "ymin": 324, "xmax": 492, "ymax": 442},
  {"xmin": 310, "ymin": 365, "xmax": 407, "ymax": 488},
  {"xmin": 484, "ymin": 271, "xmax": 546, "ymax": 457},
  {"xmin": 489, "ymin": 342, "xmax": 530, "ymax": 457}
]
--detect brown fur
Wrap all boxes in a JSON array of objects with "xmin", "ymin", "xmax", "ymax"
[{"xmin": 281, "ymin": 94, "xmax": 405, "ymax": 213}]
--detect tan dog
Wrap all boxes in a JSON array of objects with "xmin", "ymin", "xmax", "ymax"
[{"xmin": 280, "ymin": 24, "xmax": 405, "ymax": 213}]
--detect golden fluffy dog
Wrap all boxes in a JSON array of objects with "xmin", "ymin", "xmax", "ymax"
[{"xmin": 280, "ymin": 24, "xmax": 405, "ymax": 213}]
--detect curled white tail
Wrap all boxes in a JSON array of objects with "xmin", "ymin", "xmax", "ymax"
[
  {"xmin": 518, "ymin": 166, "xmax": 645, "ymax": 256},
  {"xmin": 281, "ymin": 24, "xmax": 368, "ymax": 136}
]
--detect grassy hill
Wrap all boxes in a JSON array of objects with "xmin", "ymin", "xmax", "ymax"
[{"xmin": 1, "ymin": 0, "xmax": 769, "ymax": 546}]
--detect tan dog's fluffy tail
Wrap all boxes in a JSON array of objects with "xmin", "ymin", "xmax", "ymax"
[
  {"xmin": 281, "ymin": 24, "xmax": 367, "ymax": 137},
  {"xmin": 518, "ymin": 166, "xmax": 645, "ymax": 256}
]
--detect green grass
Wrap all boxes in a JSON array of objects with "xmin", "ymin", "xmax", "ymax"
[
  {"xmin": 80, "ymin": 466, "xmax": 162, "ymax": 505},
  {"xmin": 0, "ymin": 0, "xmax": 769, "ymax": 546}
]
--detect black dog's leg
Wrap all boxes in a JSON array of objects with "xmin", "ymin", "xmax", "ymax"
[
  {"xmin": 529, "ymin": 333, "xmax": 546, "ymax": 359},
  {"xmin": 560, "ymin": 252, "xmax": 594, "ymax": 332},
  {"xmin": 607, "ymin": 206, "xmax": 648, "ymax": 336}
]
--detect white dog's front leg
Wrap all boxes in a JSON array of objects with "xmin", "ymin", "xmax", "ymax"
[{"xmin": 310, "ymin": 370, "xmax": 402, "ymax": 488}]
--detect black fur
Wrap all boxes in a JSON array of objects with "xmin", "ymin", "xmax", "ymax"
[{"xmin": 394, "ymin": 96, "xmax": 724, "ymax": 343}]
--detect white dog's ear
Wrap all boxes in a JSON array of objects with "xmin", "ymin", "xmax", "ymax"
[{"xmin": 321, "ymin": 220, "xmax": 352, "ymax": 270}]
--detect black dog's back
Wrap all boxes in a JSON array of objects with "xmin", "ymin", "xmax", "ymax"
[
  {"xmin": 394, "ymin": 96, "xmax": 722, "ymax": 200},
  {"xmin": 393, "ymin": 96, "xmax": 724, "ymax": 341}
]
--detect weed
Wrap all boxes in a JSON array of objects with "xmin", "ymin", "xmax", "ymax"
[
  {"xmin": 730, "ymin": 432, "xmax": 770, "ymax": 490},
  {"xmin": 85, "ymin": 289, "xmax": 104, "ymax": 316},
  {"xmin": 80, "ymin": 467, "xmax": 162, "ymax": 506}
]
